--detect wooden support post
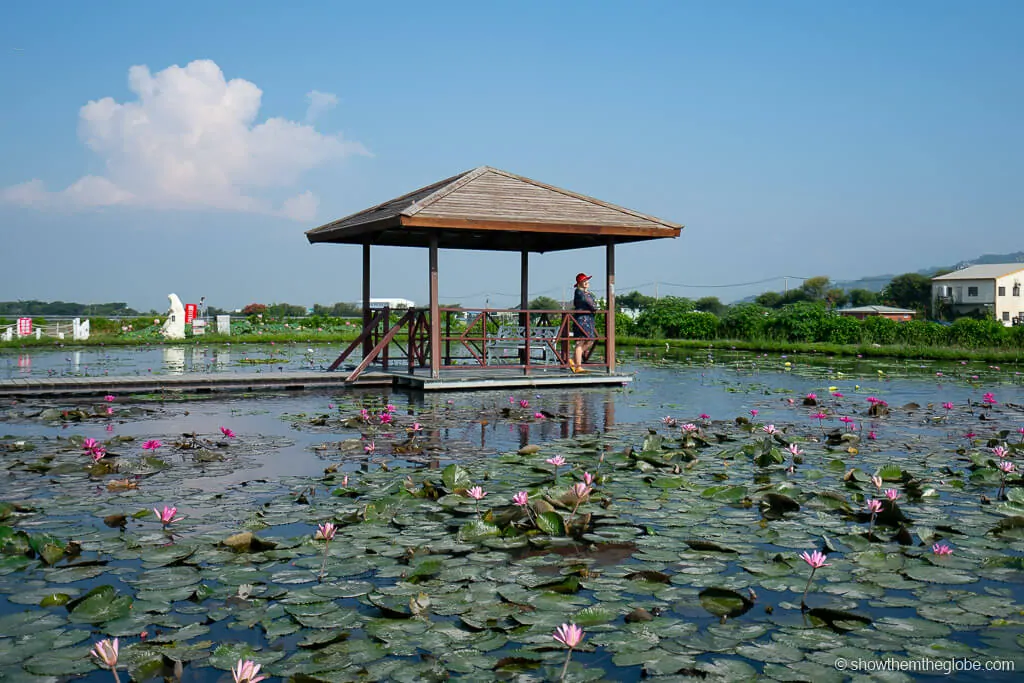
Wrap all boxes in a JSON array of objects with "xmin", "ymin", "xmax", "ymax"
[
  {"xmin": 362, "ymin": 242, "xmax": 371, "ymax": 360},
  {"xmin": 606, "ymin": 239, "xmax": 616, "ymax": 374},
  {"xmin": 520, "ymin": 248, "xmax": 529, "ymax": 373},
  {"xmin": 429, "ymin": 234, "xmax": 441, "ymax": 378}
]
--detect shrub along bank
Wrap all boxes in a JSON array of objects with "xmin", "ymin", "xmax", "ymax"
[{"xmin": 623, "ymin": 301, "xmax": 1024, "ymax": 349}]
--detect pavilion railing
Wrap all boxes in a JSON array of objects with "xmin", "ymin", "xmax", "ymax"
[{"xmin": 330, "ymin": 306, "xmax": 610, "ymax": 381}]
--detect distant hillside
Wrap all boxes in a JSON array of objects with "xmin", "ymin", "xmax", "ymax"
[{"xmin": 836, "ymin": 251, "xmax": 1024, "ymax": 293}]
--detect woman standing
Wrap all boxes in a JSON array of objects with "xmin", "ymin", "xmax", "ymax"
[{"xmin": 570, "ymin": 273, "xmax": 597, "ymax": 373}]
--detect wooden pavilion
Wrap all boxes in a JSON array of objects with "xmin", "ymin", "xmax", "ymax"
[{"xmin": 306, "ymin": 166, "xmax": 682, "ymax": 389}]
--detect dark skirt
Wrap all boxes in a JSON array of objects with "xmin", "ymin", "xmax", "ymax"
[{"xmin": 573, "ymin": 314, "xmax": 596, "ymax": 339}]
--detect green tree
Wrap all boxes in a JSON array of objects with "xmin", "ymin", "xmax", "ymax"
[
  {"xmin": 755, "ymin": 291, "xmax": 784, "ymax": 308},
  {"xmin": 617, "ymin": 291, "xmax": 657, "ymax": 312},
  {"xmin": 825, "ymin": 288, "xmax": 849, "ymax": 309},
  {"xmin": 634, "ymin": 296, "xmax": 695, "ymax": 337},
  {"xmin": 528, "ymin": 296, "xmax": 561, "ymax": 311},
  {"xmin": 799, "ymin": 276, "xmax": 831, "ymax": 301},
  {"xmin": 695, "ymin": 296, "xmax": 727, "ymax": 316},
  {"xmin": 848, "ymin": 289, "xmax": 879, "ymax": 307},
  {"xmin": 881, "ymin": 273, "xmax": 932, "ymax": 313}
]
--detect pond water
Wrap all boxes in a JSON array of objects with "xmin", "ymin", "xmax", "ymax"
[{"xmin": 1, "ymin": 347, "xmax": 1024, "ymax": 681}]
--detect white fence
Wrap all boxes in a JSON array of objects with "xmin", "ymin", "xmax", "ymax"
[{"xmin": 1, "ymin": 318, "xmax": 90, "ymax": 342}]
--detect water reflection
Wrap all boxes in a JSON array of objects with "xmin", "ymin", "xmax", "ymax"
[{"xmin": 162, "ymin": 347, "xmax": 185, "ymax": 375}]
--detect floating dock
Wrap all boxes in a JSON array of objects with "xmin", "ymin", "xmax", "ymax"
[{"xmin": 0, "ymin": 369, "xmax": 633, "ymax": 398}]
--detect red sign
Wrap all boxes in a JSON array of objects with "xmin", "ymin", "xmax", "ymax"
[
  {"xmin": 17, "ymin": 318, "xmax": 32, "ymax": 336},
  {"xmin": 185, "ymin": 304, "xmax": 198, "ymax": 324}
]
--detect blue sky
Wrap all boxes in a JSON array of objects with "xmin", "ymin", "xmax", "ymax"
[{"xmin": 1, "ymin": 1, "xmax": 1022, "ymax": 312}]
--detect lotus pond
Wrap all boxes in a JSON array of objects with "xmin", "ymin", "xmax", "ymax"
[{"xmin": 1, "ymin": 349, "xmax": 1024, "ymax": 681}]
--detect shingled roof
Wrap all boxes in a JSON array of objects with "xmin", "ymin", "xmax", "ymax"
[{"xmin": 305, "ymin": 166, "xmax": 682, "ymax": 252}]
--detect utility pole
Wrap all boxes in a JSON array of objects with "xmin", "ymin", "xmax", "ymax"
[
  {"xmin": 784, "ymin": 277, "xmax": 788, "ymax": 295},
  {"xmin": 654, "ymin": 281, "xmax": 659, "ymax": 300}
]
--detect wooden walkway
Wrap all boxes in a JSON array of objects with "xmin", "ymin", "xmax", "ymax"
[{"xmin": 0, "ymin": 369, "xmax": 633, "ymax": 398}]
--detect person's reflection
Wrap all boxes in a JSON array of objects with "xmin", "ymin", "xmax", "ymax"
[{"xmin": 571, "ymin": 392, "xmax": 594, "ymax": 436}]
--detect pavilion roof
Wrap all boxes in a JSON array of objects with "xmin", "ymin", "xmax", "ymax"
[{"xmin": 305, "ymin": 166, "xmax": 682, "ymax": 252}]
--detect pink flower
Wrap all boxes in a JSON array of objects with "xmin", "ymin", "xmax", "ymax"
[
  {"xmin": 866, "ymin": 396, "xmax": 879, "ymax": 405},
  {"xmin": 942, "ymin": 402, "xmax": 954, "ymax": 411},
  {"xmin": 661, "ymin": 416, "xmax": 677, "ymax": 426},
  {"xmin": 315, "ymin": 522, "xmax": 336, "ymax": 541},
  {"xmin": 884, "ymin": 488, "xmax": 901, "ymax": 501},
  {"xmin": 699, "ymin": 413, "xmax": 711, "ymax": 420},
  {"xmin": 546, "ymin": 456, "xmax": 566, "ymax": 467},
  {"xmin": 364, "ymin": 441, "xmax": 376, "ymax": 454},
  {"xmin": 936, "ymin": 372, "xmax": 943, "ymax": 377},
  {"xmin": 509, "ymin": 396, "xmax": 516, "ymax": 404},
  {"xmin": 868, "ymin": 431, "xmax": 877, "ymax": 440},
  {"xmin": 680, "ymin": 423, "xmax": 698, "ymax": 433},
  {"xmin": 799, "ymin": 550, "xmax": 830, "ymax": 569},
  {"xmin": 106, "ymin": 407, "xmax": 114, "ymax": 415},
  {"xmin": 105, "ymin": 424, "xmax": 114, "ymax": 432},
  {"xmin": 998, "ymin": 460, "xmax": 1015, "ymax": 474},
  {"xmin": 153, "ymin": 506, "xmax": 180, "ymax": 526},
  {"xmin": 571, "ymin": 482, "xmax": 593, "ymax": 500},
  {"xmin": 232, "ymin": 659, "xmax": 267, "ymax": 683},
  {"xmin": 964, "ymin": 432, "xmax": 977, "ymax": 439},
  {"xmin": 411, "ymin": 422, "xmax": 422, "ymax": 431},
  {"xmin": 871, "ymin": 475, "xmax": 883, "ymax": 489},
  {"xmin": 832, "ymin": 392, "xmax": 843, "ymax": 398},
  {"xmin": 993, "ymin": 445, "xmax": 1009, "ymax": 459},
  {"xmin": 341, "ymin": 475, "xmax": 349, "ymax": 487},
  {"xmin": 513, "ymin": 491, "xmax": 530, "ymax": 507},
  {"xmin": 983, "ymin": 392, "xmax": 997, "ymax": 405},
  {"xmin": 103, "ymin": 395, "xmax": 116, "ymax": 403},
  {"xmin": 553, "ymin": 623, "xmax": 585, "ymax": 649},
  {"xmin": 750, "ymin": 409, "xmax": 758, "ymax": 417},
  {"xmin": 932, "ymin": 543, "xmax": 953, "ymax": 556},
  {"xmin": 534, "ymin": 412, "xmax": 544, "ymax": 419},
  {"xmin": 90, "ymin": 638, "xmax": 119, "ymax": 670},
  {"xmin": 762, "ymin": 424, "xmax": 778, "ymax": 435},
  {"xmin": 839, "ymin": 416, "xmax": 853, "ymax": 424},
  {"xmin": 90, "ymin": 447, "xmax": 106, "ymax": 463},
  {"xmin": 519, "ymin": 399, "xmax": 530, "ymax": 408},
  {"xmin": 142, "ymin": 440, "xmax": 162, "ymax": 451},
  {"xmin": 866, "ymin": 499, "xmax": 883, "ymax": 514},
  {"xmin": 82, "ymin": 438, "xmax": 99, "ymax": 451},
  {"xmin": 805, "ymin": 393, "xmax": 817, "ymax": 400},
  {"xmin": 787, "ymin": 444, "xmax": 803, "ymax": 456},
  {"xmin": 359, "ymin": 408, "xmax": 370, "ymax": 421},
  {"xmin": 220, "ymin": 427, "xmax": 236, "ymax": 438},
  {"xmin": 583, "ymin": 471, "xmax": 595, "ymax": 486},
  {"xmin": 386, "ymin": 404, "xmax": 396, "ymax": 413},
  {"xmin": 328, "ymin": 404, "xmax": 334, "ymax": 409},
  {"xmin": 811, "ymin": 412, "xmax": 828, "ymax": 421},
  {"xmin": 379, "ymin": 412, "xmax": 393, "ymax": 424},
  {"xmin": 466, "ymin": 486, "xmax": 487, "ymax": 501}
]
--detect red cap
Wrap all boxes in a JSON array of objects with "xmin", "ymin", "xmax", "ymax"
[{"xmin": 575, "ymin": 273, "xmax": 592, "ymax": 285}]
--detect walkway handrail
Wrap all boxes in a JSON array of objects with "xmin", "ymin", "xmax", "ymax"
[
  {"xmin": 327, "ymin": 308, "xmax": 388, "ymax": 372},
  {"xmin": 346, "ymin": 309, "xmax": 416, "ymax": 382}
]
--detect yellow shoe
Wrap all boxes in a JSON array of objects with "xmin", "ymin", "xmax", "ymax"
[{"xmin": 567, "ymin": 360, "xmax": 576, "ymax": 373}]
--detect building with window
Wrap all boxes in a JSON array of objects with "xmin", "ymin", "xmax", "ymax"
[{"xmin": 932, "ymin": 264, "xmax": 1024, "ymax": 326}]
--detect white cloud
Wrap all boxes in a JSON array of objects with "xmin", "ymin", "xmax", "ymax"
[
  {"xmin": 305, "ymin": 90, "xmax": 339, "ymax": 122},
  {"xmin": 1, "ymin": 60, "xmax": 368, "ymax": 220}
]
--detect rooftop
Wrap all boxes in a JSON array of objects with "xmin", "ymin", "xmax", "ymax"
[
  {"xmin": 932, "ymin": 264, "xmax": 1024, "ymax": 281},
  {"xmin": 839, "ymin": 305, "xmax": 917, "ymax": 314},
  {"xmin": 305, "ymin": 166, "xmax": 682, "ymax": 252}
]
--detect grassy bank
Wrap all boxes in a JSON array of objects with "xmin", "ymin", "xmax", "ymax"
[{"xmin": 622, "ymin": 335, "xmax": 1024, "ymax": 364}]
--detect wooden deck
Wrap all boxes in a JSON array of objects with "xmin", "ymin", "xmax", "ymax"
[{"xmin": 0, "ymin": 368, "xmax": 633, "ymax": 398}]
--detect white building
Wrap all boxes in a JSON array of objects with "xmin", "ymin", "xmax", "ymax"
[
  {"xmin": 369, "ymin": 298, "xmax": 415, "ymax": 309},
  {"xmin": 932, "ymin": 264, "xmax": 1024, "ymax": 326}
]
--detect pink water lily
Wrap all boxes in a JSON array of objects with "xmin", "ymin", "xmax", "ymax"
[
  {"xmin": 870, "ymin": 474, "xmax": 883, "ymax": 490},
  {"xmin": 942, "ymin": 402, "xmax": 954, "ymax": 411},
  {"xmin": 379, "ymin": 412, "xmax": 393, "ymax": 424},
  {"xmin": 787, "ymin": 443, "xmax": 803, "ymax": 457},
  {"xmin": 546, "ymin": 455, "xmax": 566, "ymax": 482},
  {"xmin": 104, "ymin": 395, "xmax": 116, "ymax": 402},
  {"xmin": 749, "ymin": 409, "xmax": 758, "ymax": 418},
  {"xmin": 83, "ymin": 438, "xmax": 99, "ymax": 451},
  {"xmin": 932, "ymin": 543, "xmax": 953, "ymax": 556},
  {"xmin": 315, "ymin": 522, "xmax": 336, "ymax": 580},
  {"xmin": 868, "ymin": 430, "xmax": 877, "ymax": 440},
  {"xmin": 583, "ymin": 471, "xmax": 595, "ymax": 486},
  {"xmin": 799, "ymin": 550, "xmax": 830, "ymax": 608},
  {"xmin": 386, "ymin": 403, "xmax": 396, "ymax": 413},
  {"xmin": 983, "ymin": 392, "xmax": 997, "ymax": 405},
  {"xmin": 661, "ymin": 416, "xmax": 677, "ymax": 427},
  {"xmin": 141, "ymin": 440, "xmax": 162, "ymax": 452},
  {"xmin": 513, "ymin": 491, "xmax": 529, "ymax": 507},
  {"xmin": 884, "ymin": 488, "xmax": 901, "ymax": 501},
  {"xmin": 832, "ymin": 391, "xmax": 843, "ymax": 398},
  {"xmin": 519, "ymin": 399, "xmax": 530, "ymax": 408},
  {"xmin": 553, "ymin": 622, "xmax": 585, "ymax": 680},
  {"xmin": 998, "ymin": 460, "xmax": 1015, "ymax": 474},
  {"xmin": 411, "ymin": 422, "xmax": 422, "ymax": 431},
  {"xmin": 90, "ymin": 638, "xmax": 120, "ymax": 681},
  {"xmin": 866, "ymin": 499, "xmax": 883, "ymax": 514},
  {"xmin": 91, "ymin": 447, "xmax": 107, "ymax": 463},
  {"xmin": 153, "ymin": 506, "xmax": 180, "ymax": 527},
  {"xmin": 680, "ymin": 423, "xmax": 698, "ymax": 433},
  {"xmin": 364, "ymin": 441, "xmax": 376, "ymax": 454},
  {"xmin": 762, "ymin": 424, "xmax": 778, "ymax": 435},
  {"xmin": 359, "ymin": 408, "xmax": 370, "ymax": 422},
  {"xmin": 571, "ymin": 482, "xmax": 592, "ymax": 500},
  {"xmin": 231, "ymin": 659, "xmax": 267, "ymax": 683},
  {"xmin": 805, "ymin": 393, "xmax": 817, "ymax": 401},
  {"xmin": 699, "ymin": 413, "xmax": 711, "ymax": 421},
  {"xmin": 993, "ymin": 445, "xmax": 1009, "ymax": 459},
  {"xmin": 220, "ymin": 427, "xmax": 236, "ymax": 438},
  {"xmin": 534, "ymin": 412, "xmax": 545, "ymax": 419},
  {"xmin": 466, "ymin": 486, "xmax": 487, "ymax": 501},
  {"xmin": 106, "ymin": 407, "xmax": 114, "ymax": 415}
]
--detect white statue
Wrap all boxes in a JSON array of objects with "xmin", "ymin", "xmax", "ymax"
[{"xmin": 160, "ymin": 293, "xmax": 187, "ymax": 340}]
